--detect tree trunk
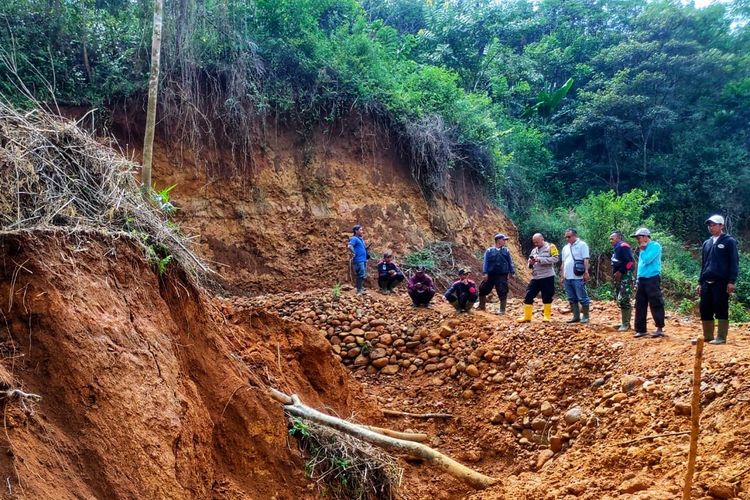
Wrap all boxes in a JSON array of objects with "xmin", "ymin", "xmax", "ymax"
[
  {"xmin": 142, "ymin": 0, "xmax": 163, "ymax": 198},
  {"xmin": 270, "ymin": 389, "xmax": 497, "ymax": 490}
]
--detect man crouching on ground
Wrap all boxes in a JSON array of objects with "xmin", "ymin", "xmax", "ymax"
[{"xmin": 444, "ymin": 269, "xmax": 479, "ymax": 313}]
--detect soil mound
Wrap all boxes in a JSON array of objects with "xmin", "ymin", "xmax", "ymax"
[{"xmin": 0, "ymin": 231, "xmax": 374, "ymax": 498}]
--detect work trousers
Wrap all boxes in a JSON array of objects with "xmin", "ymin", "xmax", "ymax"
[
  {"xmin": 699, "ymin": 281, "xmax": 730, "ymax": 321},
  {"xmin": 523, "ymin": 276, "xmax": 555, "ymax": 305},
  {"xmin": 634, "ymin": 276, "xmax": 665, "ymax": 332}
]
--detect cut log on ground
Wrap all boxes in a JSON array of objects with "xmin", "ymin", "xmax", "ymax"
[{"xmin": 269, "ymin": 388, "xmax": 497, "ymax": 489}]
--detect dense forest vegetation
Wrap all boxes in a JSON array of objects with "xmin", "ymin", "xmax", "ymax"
[{"xmin": 1, "ymin": 0, "xmax": 748, "ymax": 314}]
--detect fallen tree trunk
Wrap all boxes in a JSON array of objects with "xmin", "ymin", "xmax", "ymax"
[{"xmin": 270, "ymin": 388, "xmax": 497, "ymax": 490}]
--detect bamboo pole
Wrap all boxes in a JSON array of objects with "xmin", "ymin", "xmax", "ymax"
[
  {"xmin": 363, "ymin": 425, "xmax": 429, "ymax": 443},
  {"xmin": 683, "ymin": 337, "xmax": 704, "ymax": 500},
  {"xmin": 269, "ymin": 388, "xmax": 496, "ymax": 489},
  {"xmin": 382, "ymin": 409, "xmax": 453, "ymax": 419}
]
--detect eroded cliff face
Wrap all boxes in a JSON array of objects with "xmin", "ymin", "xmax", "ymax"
[
  {"xmin": 0, "ymin": 232, "xmax": 373, "ymax": 499},
  {"xmin": 147, "ymin": 119, "xmax": 528, "ymax": 294}
]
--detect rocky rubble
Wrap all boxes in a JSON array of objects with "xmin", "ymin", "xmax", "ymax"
[{"xmin": 230, "ymin": 289, "xmax": 750, "ymax": 499}]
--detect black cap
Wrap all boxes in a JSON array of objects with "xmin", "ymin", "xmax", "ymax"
[
  {"xmin": 494, "ymin": 233, "xmax": 510, "ymax": 241},
  {"xmin": 352, "ymin": 224, "xmax": 362, "ymax": 234}
]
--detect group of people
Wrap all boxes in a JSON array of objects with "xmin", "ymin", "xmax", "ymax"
[{"xmin": 347, "ymin": 214, "xmax": 739, "ymax": 344}]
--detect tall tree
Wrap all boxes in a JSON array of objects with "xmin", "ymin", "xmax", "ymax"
[{"xmin": 142, "ymin": 0, "xmax": 163, "ymax": 198}]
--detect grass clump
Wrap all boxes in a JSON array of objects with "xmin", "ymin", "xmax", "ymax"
[
  {"xmin": 0, "ymin": 102, "xmax": 206, "ymax": 280},
  {"xmin": 288, "ymin": 417, "xmax": 402, "ymax": 500}
]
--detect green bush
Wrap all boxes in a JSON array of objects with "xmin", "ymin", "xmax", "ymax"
[
  {"xmin": 734, "ymin": 253, "xmax": 750, "ymax": 309},
  {"xmin": 729, "ymin": 300, "xmax": 750, "ymax": 324}
]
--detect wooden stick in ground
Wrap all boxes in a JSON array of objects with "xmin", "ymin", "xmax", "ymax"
[
  {"xmin": 383, "ymin": 409, "xmax": 453, "ymax": 419},
  {"xmin": 269, "ymin": 388, "xmax": 496, "ymax": 489},
  {"xmin": 683, "ymin": 336, "xmax": 704, "ymax": 500},
  {"xmin": 619, "ymin": 431, "xmax": 690, "ymax": 446}
]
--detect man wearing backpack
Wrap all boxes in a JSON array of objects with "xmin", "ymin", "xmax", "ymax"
[{"xmin": 477, "ymin": 233, "xmax": 515, "ymax": 314}]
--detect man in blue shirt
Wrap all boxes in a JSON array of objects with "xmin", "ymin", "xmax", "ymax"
[
  {"xmin": 348, "ymin": 224, "xmax": 369, "ymax": 295},
  {"xmin": 632, "ymin": 228, "xmax": 665, "ymax": 338}
]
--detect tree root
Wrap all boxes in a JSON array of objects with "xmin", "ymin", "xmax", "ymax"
[{"xmin": 1, "ymin": 388, "xmax": 42, "ymax": 415}]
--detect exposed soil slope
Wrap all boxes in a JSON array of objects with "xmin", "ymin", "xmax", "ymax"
[
  {"xmin": 0, "ymin": 230, "xmax": 374, "ymax": 499},
  {"xmin": 144, "ymin": 120, "xmax": 528, "ymax": 294}
]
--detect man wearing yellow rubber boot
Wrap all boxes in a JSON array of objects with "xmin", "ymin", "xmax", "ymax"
[{"xmin": 518, "ymin": 233, "xmax": 559, "ymax": 322}]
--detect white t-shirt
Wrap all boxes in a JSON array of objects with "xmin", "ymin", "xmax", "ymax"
[{"xmin": 561, "ymin": 239, "xmax": 590, "ymax": 279}]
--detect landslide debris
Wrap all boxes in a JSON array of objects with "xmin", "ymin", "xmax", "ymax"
[{"xmin": 236, "ymin": 288, "xmax": 750, "ymax": 499}]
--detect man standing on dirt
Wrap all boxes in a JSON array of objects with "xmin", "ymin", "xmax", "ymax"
[
  {"xmin": 698, "ymin": 215, "xmax": 739, "ymax": 345},
  {"xmin": 407, "ymin": 267, "xmax": 435, "ymax": 307},
  {"xmin": 517, "ymin": 233, "xmax": 559, "ymax": 323},
  {"xmin": 632, "ymin": 228, "xmax": 665, "ymax": 338},
  {"xmin": 377, "ymin": 251, "xmax": 405, "ymax": 293},
  {"xmin": 610, "ymin": 231, "xmax": 635, "ymax": 331},
  {"xmin": 560, "ymin": 228, "xmax": 592, "ymax": 324},
  {"xmin": 478, "ymin": 233, "xmax": 515, "ymax": 314},
  {"xmin": 444, "ymin": 269, "xmax": 479, "ymax": 313},
  {"xmin": 348, "ymin": 224, "xmax": 369, "ymax": 295}
]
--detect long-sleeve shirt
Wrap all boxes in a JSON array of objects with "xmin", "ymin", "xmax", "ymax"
[
  {"xmin": 348, "ymin": 236, "xmax": 367, "ymax": 263},
  {"xmin": 377, "ymin": 260, "xmax": 404, "ymax": 279},
  {"xmin": 444, "ymin": 279, "xmax": 478, "ymax": 300},
  {"xmin": 636, "ymin": 241, "xmax": 662, "ymax": 279},
  {"xmin": 529, "ymin": 242, "xmax": 559, "ymax": 280},
  {"xmin": 699, "ymin": 233, "xmax": 739, "ymax": 284},
  {"xmin": 408, "ymin": 273, "xmax": 435, "ymax": 293},
  {"xmin": 611, "ymin": 241, "xmax": 635, "ymax": 275},
  {"xmin": 483, "ymin": 246, "xmax": 515, "ymax": 275}
]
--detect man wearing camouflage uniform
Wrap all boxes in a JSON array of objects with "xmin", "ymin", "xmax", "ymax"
[{"xmin": 610, "ymin": 231, "xmax": 635, "ymax": 331}]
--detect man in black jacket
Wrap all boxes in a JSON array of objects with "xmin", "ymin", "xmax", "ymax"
[
  {"xmin": 478, "ymin": 233, "xmax": 515, "ymax": 314},
  {"xmin": 444, "ymin": 269, "xmax": 479, "ymax": 313},
  {"xmin": 698, "ymin": 215, "xmax": 739, "ymax": 345}
]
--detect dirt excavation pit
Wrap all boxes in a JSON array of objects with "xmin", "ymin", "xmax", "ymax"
[{"xmin": 236, "ymin": 287, "xmax": 750, "ymax": 499}]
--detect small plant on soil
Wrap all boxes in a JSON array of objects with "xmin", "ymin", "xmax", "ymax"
[
  {"xmin": 332, "ymin": 283, "xmax": 342, "ymax": 302},
  {"xmin": 146, "ymin": 245, "xmax": 174, "ymax": 276},
  {"xmin": 358, "ymin": 341, "xmax": 372, "ymax": 356},
  {"xmin": 152, "ymin": 183, "xmax": 178, "ymax": 215}
]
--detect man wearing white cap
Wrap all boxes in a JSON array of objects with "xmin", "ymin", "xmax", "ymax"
[
  {"xmin": 632, "ymin": 228, "xmax": 665, "ymax": 338},
  {"xmin": 698, "ymin": 215, "xmax": 739, "ymax": 345}
]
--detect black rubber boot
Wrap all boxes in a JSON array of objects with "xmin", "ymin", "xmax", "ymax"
[
  {"xmin": 477, "ymin": 295, "xmax": 487, "ymax": 311},
  {"xmin": 710, "ymin": 320, "xmax": 728, "ymax": 345},
  {"xmin": 580, "ymin": 304, "xmax": 590, "ymax": 324},
  {"xmin": 566, "ymin": 303, "xmax": 580, "ymax": 323},
  {"xmin": 702, "ymin": 320, "xmax": 715, "ymax": 342},
  {"xmin": 498, "ymin": 297, "xmax": 507, "ymax": 315},
  {"xmin": 618, "ymin": 309, "xmax": 631, "ymax": 332}
]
